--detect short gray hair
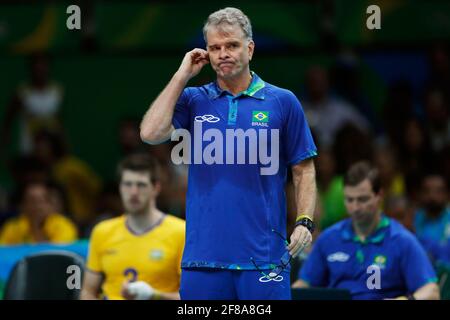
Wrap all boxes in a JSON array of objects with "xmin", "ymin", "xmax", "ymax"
[{"xmin": 203, "ymin": 7, "xmax": 253, "ymax": 43}]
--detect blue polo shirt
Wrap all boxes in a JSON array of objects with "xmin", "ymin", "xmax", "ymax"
[
  {"xmin": 414, "ymin": 207, "xmax": 450, "ymax": 264},
  {"xmin": 172, "ymin": 72, "xmax": 317, "ymax": 270},
  {"xmin": 299, "ymin": 216, "xmax": 437, "ymax": 300}
]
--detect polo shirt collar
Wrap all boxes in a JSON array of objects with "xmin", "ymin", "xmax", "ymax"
[
  {"xmin": 341, "ymin": 215, "xmax": 390, "ymax": 244},
  {"xmin": 206, "ymin": 71, "xmax": 265, "ymax": 100}
]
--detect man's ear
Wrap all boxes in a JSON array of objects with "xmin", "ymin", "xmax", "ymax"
[
  {"xmin": 248, "ymin": 40, "xmax": 255, "ymax": 61},
  {"xmin": 376, "ymin": 189, "xmax": 384, "ymax": 204},
  {"xmin": 152, "ymin": 181, "xmax": 162, "ymax": 196}
]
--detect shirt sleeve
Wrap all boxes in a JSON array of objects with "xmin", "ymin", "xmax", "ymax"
[
  {"xmin": 281, "ymin": 90, "xmax": 317, "ymax": 165},
  {"xmin": 86, "ymin": 224, "xmax": 103, "ymax": 273},
  {"xmin": 400, "ymin": 232, "xmax": 438, "ymax": 293},
  {"xmin": 299, "ymin": 236, "xmax": 329, "ymax": 287},
  {"xmin": 172, "ymin": 88, "xmax": 192, "ymax": 130}
]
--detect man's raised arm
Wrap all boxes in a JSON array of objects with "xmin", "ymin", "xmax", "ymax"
[{"xmin": 140, "ymin": 49, "xmax": 209, "ymax": 144}]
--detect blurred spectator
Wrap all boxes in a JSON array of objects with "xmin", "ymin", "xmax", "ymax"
[
  {"xmin": 315, "ymin": 148, "xmax": 346, "ymax": 231},
  {"xmin": 47, "ymin": 181, "xmax": 70, "ymax": 218},
  {"xmin": 436, "ymin": 145, "xmax": 450, "ymax": 187},
  {"xmin": 0, "ymin": 186, "xmax": 9, "ymax": 227},
  {"xmin": 1, "ymin": 53, "xmax": 65, "ymax": 157},
  {"xmin": 118, "ymin": 118, "xmax": 148, "ymax": 156},
  {"xmin": 9, "ymin": 155, "xmax": 50, "ymax": 188},
  {"xmin": 427, "ymin": 44, "xmax": 450, "ymax": 95},
  {"xmin": 332, "ymin": 50, "xmax": 383, "ymax": 136},
  {"xmin": 32, "ymin": 130, "xmax": 102, "ymax": 230},
  {"xmin": 399, "ymin": 118, "xmax": 436, "ymax": 202},
  {"xmin": 384, "ymin": 195, "xmax": 415, "ymax": 231},
  {"xmin": 302, "ymin": 65, "xmax": 370, "ymax": 147},
  {"xmin": 148, "ymin": 144, "xmax": 187, "ymax": 218},
  {"xmin": 373, "ymin": 145, "xmax": 406, "ymax": 207},
  {"xmin": 414, "ymin": 174, "xmax": 450, "ymax": 264},
  {"xmin": 0, "ymin": 181, "xmax": 78, "ymax": 245},
  {"xmin": 382, "ymin": 80, "xmax": 422, "ymax": 147},
  {"xmin": 423, "ymin": 88, "xmax": 449, "ymax": 153},
  {"xmin": 332, "ymin": 124, "xmax": 374, "ymax": 175},
  {"xmin": 293, "ymin": 162, "xmax": 439, "ymax": 300},
  {"xmin": 83, "ymin": 182, "xmax": 123, "ymax": 238}
]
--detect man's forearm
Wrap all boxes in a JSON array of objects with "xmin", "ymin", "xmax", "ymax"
[
  {"xmin": 155, "ymin": 291, "xmax": 180, "ymax": 300},
  {"xmin": 79, "ymin": 289, "xmax": 99, "ymax": 300},
  {"xmin": 140, "ymin": 71, "xmax": 189, "ymax": 143},
  {"xmin": 412, "ymin": 282, "xmax": 440, "ymax": 300},
  {"xmin": 292, "ymin": 159, "xmax": 317, "ymax": 221}
]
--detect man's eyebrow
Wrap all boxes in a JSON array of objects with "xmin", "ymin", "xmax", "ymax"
[{"xmin": 208, "ymin": 40, "xmax": 241, "ymax": 47}]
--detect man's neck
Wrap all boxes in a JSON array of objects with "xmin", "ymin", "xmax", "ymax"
[
  {"xmin": 353, "ymin": 213, "xmax": 382, "ymax": 241},
  {"xmin": 217, "ymin": 69, "xmax": 252, "ymax": 96},
  {"xmin": 127, "ymin": 205, "xmax": 163, "ymax": 235}
]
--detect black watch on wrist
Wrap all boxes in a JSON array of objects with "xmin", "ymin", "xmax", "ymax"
[{"xmin": 295, "ymin": 216, "xmax": 315, "ymax": 233}]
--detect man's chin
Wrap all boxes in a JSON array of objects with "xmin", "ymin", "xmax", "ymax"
[
  {"xmin": 125, "ymin": 204, "xmax": 145, "ymax": 214},
  {"xmin": 218, "ymin": 71, "xmax": 236, "ymax": 79},
  {"xmin": 351, "ymin": 214, "xmax": 368, "ymax": 223}
]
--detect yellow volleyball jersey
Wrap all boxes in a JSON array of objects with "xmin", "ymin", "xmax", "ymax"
[{"xmin": 86, "ymin": 214, "xmax": 185, "ymax": 300}]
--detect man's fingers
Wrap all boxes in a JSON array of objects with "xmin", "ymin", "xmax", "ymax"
[
  {"xmin": 288, "ymin": 233, "xmax": 303, "ymax": 256},
  {"xmin": 289, "ymin": 228, "xmax": 312, "ymax": 257}
]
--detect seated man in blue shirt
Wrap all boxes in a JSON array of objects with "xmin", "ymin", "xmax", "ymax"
[
  {"xmin": 293, "ymin": 161, "xmax": 440, "ymax": 300},
  {"xmin": 414, "ymin": 173, "xmax": 450, "ymax": 264}
]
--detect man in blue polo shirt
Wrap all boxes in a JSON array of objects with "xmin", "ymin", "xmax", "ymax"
[
  {"xmin": 293, "ymin": 161, "xmax": 440, "ymax": 300},
  {"xmin": 414, "ymin": 173, "xmax": 450, "ymax": 264},
  {"xmin": 140, "ymin": 7, "xmax": 317, "ymax": 299}
]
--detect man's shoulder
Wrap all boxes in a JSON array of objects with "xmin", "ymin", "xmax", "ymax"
[
  {"xmin": 262, "ymin": 81, "xmax": 298, "ymax": 100},
  {"xmin": 91, "ymin": 215, "xmax": 125, "ymax": 236},
  {"xmin": 184, "ymin": 84, "xmax": 213, "ymax": 99},
  {"xmin": 163, "ymin": 214, "xmax": 186, "ymax": 230},
  {"xmin": 387, "ymin": 218, "xmax": 419, "ymax": 244},
  {"xmin": 159, "ymin": 215, "xmax": 185, "ymax": 245}
]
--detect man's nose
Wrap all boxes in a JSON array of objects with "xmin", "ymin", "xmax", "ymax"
[
  {"xmin": 129, "ymin": 185, "xmax": 139, "ymax": 195},
  {"xmin": 219, "ymin": 47, "xmax": 229, "ymax": 59},
  {"xmin": 348, "ymin": 202, "xmax": 359, "ymax": 213}
]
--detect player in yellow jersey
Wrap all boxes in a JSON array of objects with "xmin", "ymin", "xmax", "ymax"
[{"xmin": 80, "ymin": 153, "xmax": 185, "ymax": 300}]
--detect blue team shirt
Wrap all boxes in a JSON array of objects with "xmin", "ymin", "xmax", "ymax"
[
  {"xmin": 414, "ymin": 207, "xmax": 450, "ymax": 264},
  {"xmin": 172, "ymin": 72, "xmax": 317, "ymax": 270},
  {"xmin": 414, "ymin": 207, "xmax": 450, "ymax": 244},
  {"xmin": 299, "ymin": 216, "xmax": 437, "ymax": 299}
]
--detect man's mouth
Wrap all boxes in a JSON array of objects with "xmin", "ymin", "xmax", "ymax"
[
  {"xmin": 130, "ymin": 199, "xmax": 140, "ymax": 205},
  {"xmin": 219, "ymin": 62, "xmax": 234, "ymax": 67}
]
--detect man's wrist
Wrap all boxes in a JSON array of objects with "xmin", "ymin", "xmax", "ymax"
[{"xmin": 295, "ymin": 214, "xmax": 315, "ymax": 233}]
